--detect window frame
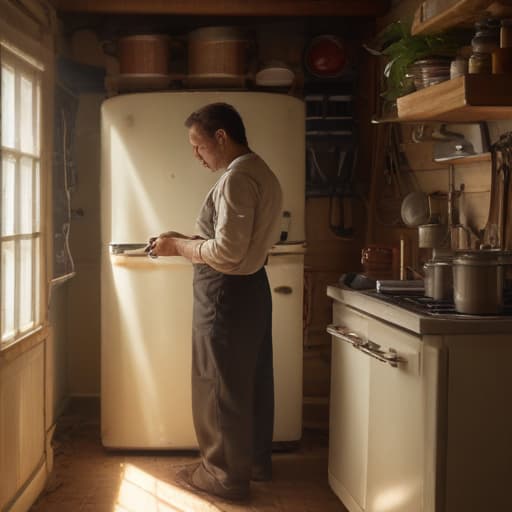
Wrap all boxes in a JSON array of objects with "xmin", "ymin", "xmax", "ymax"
[{"xmin": 1, "ymin": 41, "xmax": 45, "ymax": 349}]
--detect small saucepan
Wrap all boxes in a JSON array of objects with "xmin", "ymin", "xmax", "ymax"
[{"xmin": 423, "ymin": 259, "xmax": 453, "ymax": 301}]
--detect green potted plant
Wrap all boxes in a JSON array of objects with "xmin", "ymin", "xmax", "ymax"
[{"xmin": 366, "ymin": 20, "xmax": 470, "ymax": 103}]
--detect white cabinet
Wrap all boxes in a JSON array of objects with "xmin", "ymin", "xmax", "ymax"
[
  {"xmin": 365, "ymin": 339, "xmax": 423, "ymax": 512},
  {"xmin": 329, "ymin": 301, "xmax": 432, "ymax": 512},
  {"xmin": 329, "ymin": 320, "xmax": 370, "ymax": 511}
]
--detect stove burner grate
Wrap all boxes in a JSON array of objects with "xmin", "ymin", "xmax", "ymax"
[{"xmin": 366, "ymin": 291, "xmax": 512, "ymax": 317}]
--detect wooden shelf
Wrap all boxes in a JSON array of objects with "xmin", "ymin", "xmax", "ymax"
[
  {"xmin": 371, "ymin": 115, "xmax": 424, "ymax": 124},
  {"xmin": 435, "ymin": 151, "xmax": 492, "ymax": 164},
  {"xmin": 411, "ymin": 0, "xmax": 512, "ymax": 36},
  {"xmin": 396, "ymin": 74, "xmax": 512, "ymax": 122},
  {"xmin": 105, "ymin": 73, "xmax": 185, "ymax": 95}
]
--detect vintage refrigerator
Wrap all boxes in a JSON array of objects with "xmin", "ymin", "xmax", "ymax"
[{"xmin": 100, "ymin": 91, "xmax": 305, "ymax": 449}]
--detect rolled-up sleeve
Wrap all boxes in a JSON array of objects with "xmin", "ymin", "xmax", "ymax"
[{"xmin": 200, "ymin": 172, "xmax": 258, "ymax": 273}]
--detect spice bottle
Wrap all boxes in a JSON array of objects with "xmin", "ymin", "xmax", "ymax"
[
  {"xmin": 469, "ymin": 20, "xmax": 499, "ymax": 74},
  {"xmin": 469, "ymin": 52, "xmax": 492, "ymax": 74},
  {"xmin": 450, "ymin": 56, "xmax": 468, "ymax": 78}
]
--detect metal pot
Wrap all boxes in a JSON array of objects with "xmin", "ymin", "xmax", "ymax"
[
  {"xmin": 452, "ymin": 251, "xmax": 504, "ymax": 314},
  {"xmin": 418, "ymin": 223, "xmax": 449, "ymax": 249},
  {"xmin": 423, "ymin": 260, "xmax": 453, "ymax": 300}
]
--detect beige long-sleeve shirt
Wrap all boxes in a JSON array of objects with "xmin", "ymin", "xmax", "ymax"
[{"xmin": 195, "ymin": 152, "xmax": 283, "ymax": 275}]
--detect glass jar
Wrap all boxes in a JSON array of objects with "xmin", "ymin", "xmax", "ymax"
[
  {"xmin": 469, "ymin": 19, "xmax": 499, "ymax": 74},
  {"xmin": 450, "ymin": 57, "xmax": 468, "ymax": 78},
  {"xmin": 471, "ymin": 28, "xmax": 499, "ymax": 53},
  {"xmin": 468, "ymin": 52, "xmax": 492, "ymax": 74}
]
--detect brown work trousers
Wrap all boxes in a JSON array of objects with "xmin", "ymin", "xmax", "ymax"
[{"xmin": 191, "ymin": 263, "xmax": 274, "ymax": 492}]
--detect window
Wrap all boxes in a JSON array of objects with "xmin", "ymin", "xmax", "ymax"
[{"xmin": 1, "ymin": 43, "xmax": 43, "ymax": 345}]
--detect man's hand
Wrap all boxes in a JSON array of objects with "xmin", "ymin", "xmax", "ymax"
[
  {"xmin": 146, "ymin": 236, "xmax": 205, "ymax": 263},
  {"xmin": 147, "ymin": 236, "xmax": 180, "ymax": 257},
  {"xmin": 144, "ymin": 237, "xmax": 158, "ymax": 254},
  {"xmin": 145, "ymin": 231, "xmax": 189, "ymax": 254}
]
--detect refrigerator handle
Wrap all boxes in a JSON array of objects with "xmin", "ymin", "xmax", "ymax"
[
  {"xmin": 109, "ymin": 243, "xmax": 148, "ymax": 256},
  {"xmin": 274, "ymin": 286, "xmax": 293, "ymax": 295}
]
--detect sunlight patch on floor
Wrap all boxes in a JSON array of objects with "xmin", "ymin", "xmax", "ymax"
[
  {"xmin": 115, "ymin": 463, "xmax": 222, "ymax": 512},
  {"xmin": 371, "ymin": 481, "xmax": 417, "ymax": 512}
]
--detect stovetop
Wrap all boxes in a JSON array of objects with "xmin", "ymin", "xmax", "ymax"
[
  {"xmin": 364, "ymin": 291, "xmax": 512, "ymax": 319},
  {"xmin": 328, "ymin": 285, "xmax": 512, "ymax": 335}
]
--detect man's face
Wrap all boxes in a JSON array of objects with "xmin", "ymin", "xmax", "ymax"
[{"xmin": 188, "ymin": 124, "xmax": 223, "ymax": 172}]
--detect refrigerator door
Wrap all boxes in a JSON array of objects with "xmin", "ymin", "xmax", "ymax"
[
  {"xmin": 265, "ymin": 252, "xmax": 304, "ymax": 442},
  {"xmin": 101, "ymin": 91, "xmax": 305, "ymax": 244},
  {"xmin": 102, "ymin": 249, "xmax": 304, "ymax": 448},
  {"xmin": 101, "ymin": 251, "xmax": 196, "ymax": 449}
]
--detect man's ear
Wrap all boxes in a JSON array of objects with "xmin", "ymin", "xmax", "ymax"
[{"xmin": 215, "ymin": 129, "xmax": 227, "ymax": 145}]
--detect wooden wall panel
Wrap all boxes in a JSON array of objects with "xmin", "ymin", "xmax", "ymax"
[{"xmin": 302, "ymin": 25, "xmax": 376, "ymax": 428}]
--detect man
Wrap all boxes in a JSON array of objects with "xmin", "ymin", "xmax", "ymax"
[{"xmin": 147, "ymin": 103, "xmax": 283, "ymax": 501}]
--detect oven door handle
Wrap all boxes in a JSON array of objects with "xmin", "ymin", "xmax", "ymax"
[
  {"xmin": 327, "ymin": 325, "xmax": 406, "ymax": 368},
  {"xmin": 358, "ymin": 343, "xmax": 405, "ymax": 367},
  {"xmin": 327, "ymin": 325, "xmax": 364, "ymax": 346}
]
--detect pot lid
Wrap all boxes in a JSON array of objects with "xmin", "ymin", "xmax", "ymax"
[
  {"xmin": 454, "ymin": 250, "xmax": 502, "ymax": 265},
  {"xmin": 424, "ymin": 259, "xmax": 452, "ymax": 267}
]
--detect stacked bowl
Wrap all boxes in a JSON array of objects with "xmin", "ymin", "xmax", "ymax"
[{"xmin": 408, "ymin": 57, "xmax": 452, "ymax": 90}]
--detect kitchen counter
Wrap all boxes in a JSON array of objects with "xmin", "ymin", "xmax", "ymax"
[{"xmin": 327, "ymin": 284, "xmax": 512, "ymax": 335}]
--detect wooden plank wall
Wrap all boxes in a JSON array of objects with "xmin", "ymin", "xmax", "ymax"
[{"xmin": 302, "ymin": 27, "xmax": 377, "ymax": 429}]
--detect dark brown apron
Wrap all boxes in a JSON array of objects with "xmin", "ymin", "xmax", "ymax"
[{"xmin": 191, "ymin": 193, "xmax": 274, "ymax": 491}]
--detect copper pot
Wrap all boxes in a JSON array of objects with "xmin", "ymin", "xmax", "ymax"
[
  {"xmin": 119, "ymin": 34, "xmax": 171, "ymax": 75},
  {"xmin": 361, "ymin": 245, "xmax": 395, "ymax": 279},
  {"xmin": 188, "ymin": 26, "xmax": 249, "ymax": 78}
]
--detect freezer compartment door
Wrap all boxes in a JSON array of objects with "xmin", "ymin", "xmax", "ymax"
[
  {"xmin": 266, "ymin": 253, "xmax": 304, "ymax": 442},
  {"xmin": 101, "ymin": 91, "xmax": 305, "ymax": 244}
]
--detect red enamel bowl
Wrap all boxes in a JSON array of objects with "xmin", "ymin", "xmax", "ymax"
[{"xmin": 305, "ymin": 35, "xmax": 347, "ymax": 78}]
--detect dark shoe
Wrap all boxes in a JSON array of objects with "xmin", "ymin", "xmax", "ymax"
[
  {"xmin": 251, "ymin": 468, "xmax": 272, "ymax": 481},
  {"xmin": 251, "ymin": 461, "xmax": 272, "ymax": 481},
  {"xmin": 175, "ymin": 463, "xmax": 249, "ymax": 502}
]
